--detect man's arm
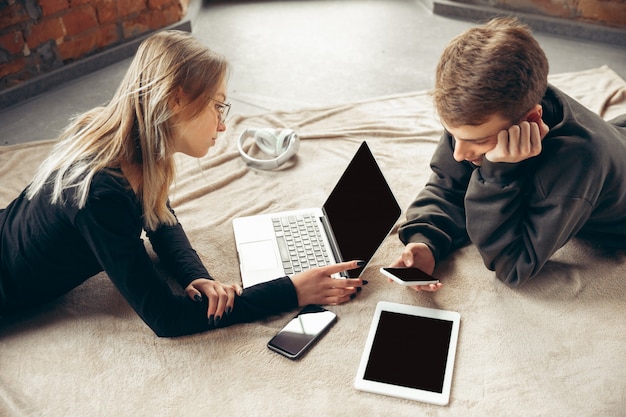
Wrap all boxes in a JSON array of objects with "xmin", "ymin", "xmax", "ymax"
[{"xmin": 398, "ymin": 133, "xmax": 472, "ymax": 263}]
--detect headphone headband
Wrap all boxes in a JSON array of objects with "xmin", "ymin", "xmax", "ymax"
[{"xmin": 237, "ymin": 128, "xmax": 300, "ymax": 170}]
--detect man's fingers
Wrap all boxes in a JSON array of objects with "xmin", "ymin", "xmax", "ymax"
[
  {"xmin": 529, "ymin": 122, "xmax": 543, "ymax": 155},
  {"xmin": 518, "ymin": 122, "xmax": 531, "ymax": 155},
  {"xmin": 410, "ymin": 282, "xmax": 443, "ymax": 292},
  {"xmin": 507, "ymin": 124, "xmax": 521, "ymax": 155}
]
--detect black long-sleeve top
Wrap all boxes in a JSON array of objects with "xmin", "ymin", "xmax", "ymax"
[
  {"xmin": 0, "ymin": 169, "xmax": 298, "ymax": 337},
  {"xmin": 399, "ymin": 85, "xmax": 626, "ymax": 286}
]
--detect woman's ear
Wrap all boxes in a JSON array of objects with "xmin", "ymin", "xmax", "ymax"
[{"xmin": 169, "ymin": 88, "xmax": 185, "ymax": 116}]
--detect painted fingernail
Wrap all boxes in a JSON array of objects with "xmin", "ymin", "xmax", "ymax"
[
  {"xmin": 356, "ymin": 261, "xmax": 366, "ymax": 266},
  {"xmin": 350, "ymin": 293, "xmax": 357, "ymax": 299},
  {"xmin": 208, "ymin": 315, "xmax": 214, "ymax": 326},
  {"xmin": 362, "ymin": 280, "xmax": 369, "ymax": 285},
  {"xmin": 226, "ymin": 306, "xmax": 232, "ymax": 315},
  {"xmin": 194, "ymin": 294, "xmax": 202, "ymax": 302},
  {"xmin": 357, "ymin": 287, "xmax": 362, "ymax": 292},
  {"xmin": 214, "ymin": 316, "xmax": 221, "ymax": 326}
]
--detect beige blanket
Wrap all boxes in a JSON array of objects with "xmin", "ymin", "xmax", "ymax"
[{"xmin": 1, "ymin": 66, "xmax": 625, "ymax": 417}]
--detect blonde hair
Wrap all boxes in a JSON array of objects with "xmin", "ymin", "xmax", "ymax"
[
  {"xmin": 433, "ymin": 17, "xmax": 549, "ymax": 127},
  {"xmin": 27, "ymin": 30, "xmax": 229, "ymax": 230}
]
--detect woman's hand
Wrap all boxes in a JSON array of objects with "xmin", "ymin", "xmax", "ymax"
[
  {"xmin": 390, "ymin": 242, "xmax": 442, "ymax": 292},
  {"xmin": 290, "ymin": 260, "xmax": 365, "ymax": 306},
  {"xmin": 185, "ymin": 278, "xmax": 243, "ymax": 325}
]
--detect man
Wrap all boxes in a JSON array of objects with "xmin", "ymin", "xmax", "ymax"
[{"xmin": 393, "ymin": 17, "xmax": 626, "ymax": 288}]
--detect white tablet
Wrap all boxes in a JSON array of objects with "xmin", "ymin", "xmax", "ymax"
[{"xmin": 354, "ymin": 301, "xmax": 461, "ymax": 405}]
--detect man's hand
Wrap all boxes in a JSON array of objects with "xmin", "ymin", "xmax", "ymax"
[
  {"xmin": 390, "ymin": 243, "xmax": 442, "ymax": 292},
  {"xmin": 485, "ymin": 120, "xmax": 549, "ymax": 163}
]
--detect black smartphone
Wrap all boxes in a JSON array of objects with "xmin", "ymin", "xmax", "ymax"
[
  {"xmin": 267, "ymin": 305, "xmax": 337, "ymax": 359},
  {"xmin": 380, "ymin": 267, "xmax": 440, "ymax": 286}
]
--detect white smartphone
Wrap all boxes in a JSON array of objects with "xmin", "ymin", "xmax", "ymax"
[
  {"xmin": 267, "ymin": 305, "xmax": 337, "ymax": 359},
  {"xmin": 380, "ymin": 267, "xmax": 439, "ymax": 286}
]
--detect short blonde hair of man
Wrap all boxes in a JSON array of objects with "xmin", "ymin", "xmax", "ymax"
[{"xmin": 433, "ymin": 16, "xmax": 549, "ymax": 127}]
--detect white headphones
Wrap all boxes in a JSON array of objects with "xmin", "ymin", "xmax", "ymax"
[{"xmin": 237, "ymin": 128, "xmax": 300, "ymax": 170}]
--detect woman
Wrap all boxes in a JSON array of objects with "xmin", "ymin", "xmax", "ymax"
[{"xmin": 0, "ymin": 31, "xmax": 364, "ymax": 337}]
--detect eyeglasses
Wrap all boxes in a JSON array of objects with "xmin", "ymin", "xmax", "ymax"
[{"xmin": 210, "ymin": 98, "xmax": 231, "ymax": 124}]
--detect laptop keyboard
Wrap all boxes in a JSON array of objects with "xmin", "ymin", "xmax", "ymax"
[{"xmin": 272, "ymin": 213, "xmax": 331, "ymax": 274}]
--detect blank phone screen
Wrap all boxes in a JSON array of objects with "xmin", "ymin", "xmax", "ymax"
[
  {"xmin": 269, "ymin": 307, "xmax": 336, "ymax": 356},
  {"xmin": 384, "ymin": 267, "xmax": 436, "ymax": 282}
]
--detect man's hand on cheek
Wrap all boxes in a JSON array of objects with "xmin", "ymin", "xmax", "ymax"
[{"xmin": 485, "ymin": 121, "xmax": 544, "ymax": 163}]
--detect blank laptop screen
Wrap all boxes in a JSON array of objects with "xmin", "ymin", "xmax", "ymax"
[{"xmin": 322, "ymin": 142, "xmax": 401, "ymax": 277}]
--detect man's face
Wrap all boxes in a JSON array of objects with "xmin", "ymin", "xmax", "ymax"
[{"xmin": 443, "ymin": 114, "xmax": 512, "ymax": 166}]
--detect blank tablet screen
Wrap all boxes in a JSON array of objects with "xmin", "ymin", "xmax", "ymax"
[{"xmin": 363, "ymin": 311, "xmax": 453, "ymax": 393}]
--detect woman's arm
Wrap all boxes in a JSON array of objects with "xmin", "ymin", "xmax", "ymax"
[
  {"xmin": 146, "ymin": 206, "xmax": 212, "ymax": 290},
  {"xmin": 74, "ymin": 181, "xmax": 299, "ymax": 337}
]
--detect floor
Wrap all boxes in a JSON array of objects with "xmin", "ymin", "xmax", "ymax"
[{"xmin": 1, "ymin": 0, "xmax": 625, "ymax": 146}]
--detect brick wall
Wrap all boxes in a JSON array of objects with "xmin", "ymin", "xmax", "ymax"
[
  {"xmin": 453, "ymin": 0, "xmax": 626, "ymax": 28},
  {"xmin": 0, "ymin": 0, "xmax": 185, "ymax": 91}
]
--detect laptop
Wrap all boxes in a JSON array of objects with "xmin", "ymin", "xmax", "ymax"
[{"xmin": 232, "ymin": 141, "xmax": 401, "ymax": 288}]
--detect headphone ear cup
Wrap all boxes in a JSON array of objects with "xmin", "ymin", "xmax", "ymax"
[
  {"xmin": 274, "ymin": 129, "xmax": 292, "ymax": 155},
  {"xmin": 254, "ymin": 129, "xmax": 281, "ymax": 157}
]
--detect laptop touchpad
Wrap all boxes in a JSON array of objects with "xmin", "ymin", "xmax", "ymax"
[{"xmin": 239, "ymin": 240, "xmax": 279, "ymax": 271}]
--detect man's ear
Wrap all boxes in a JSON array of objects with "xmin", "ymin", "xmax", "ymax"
[
  {"xmin": 525, "ymin": 103, "xmax": 550, "ymax": 139},
  {"xmin": 524, "ymin": 104, "xmax": 543, "ymax": 123}
]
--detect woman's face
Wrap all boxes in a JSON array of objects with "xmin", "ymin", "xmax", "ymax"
[{"xmin": 172, "ymin": 78, "xmax": 228, "ymax": 158}]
